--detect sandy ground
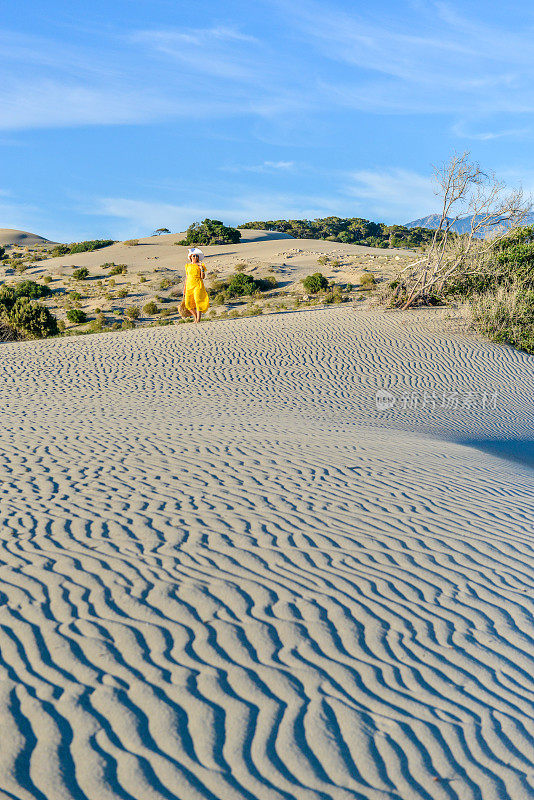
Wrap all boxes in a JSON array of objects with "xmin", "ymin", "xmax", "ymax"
[
  {"xmin": 0, "ymin": 230, "xmax": 417, "ymax": 327},
  {"xmin": 0, "ymin": 305, "xmax": 533, "ymax": 799}
]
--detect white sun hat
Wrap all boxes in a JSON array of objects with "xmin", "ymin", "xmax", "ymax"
[{"xmin": 188, "ymin": 247, "xmax": 205, "ymax": 260}]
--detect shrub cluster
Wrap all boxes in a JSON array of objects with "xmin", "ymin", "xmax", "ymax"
[
  {"xmin": 73, "ymin": 267, "xmax": 89, "ymax": 280},
  {"xmin": 0, "ymin": 281, "xmax": 58, "ymax": 339},
  {"xmin": 211, "ymin": 272, "xmax": 277, "ymax": 301},
  {"xmin": 51, "ymin": 240, "xmax": 114, "ymax": 257},
  {"xmin": 241, "ymin": 217, "xmax": 438, "ymax": 249}
]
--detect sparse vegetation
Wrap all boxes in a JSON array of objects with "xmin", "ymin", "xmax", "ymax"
[
  {"xmin": 124, "ymin": 239, "xmax": 139, "ymax": 247},
  {"xmin": 143, "ymin": 301, "xmax": 158, "ymax": 315},
  {"xmin": 73, "ymin": 267, "xmax": 89, "ymax": 280},
  {"xmin": 359, "ymin": 273, "xmax": 376, "ymax": 289},
  {"xmin": 126, "ymin": 306, "xmax": 140, "ymax": 320},
  {"xmin": 109, "ymin": 264, "xmax": 127, "ymax": 275}
]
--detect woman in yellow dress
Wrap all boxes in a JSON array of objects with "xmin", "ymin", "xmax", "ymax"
[{"xmin": 183, "ymin": 248, "xmax": 209, "ymax": 323}]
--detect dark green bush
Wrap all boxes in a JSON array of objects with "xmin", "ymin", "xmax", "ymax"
[
  {"xmin": 8, "ymin": 299, "xmax": 59, "ymax": 338},
  {"xmin": 0, "ymin": 280, "xmax": 51, "ymax": 309},
  {"xmin": 73, "ymin": 267, "xmax": 89, "ymax": 280},
  {"xmin": 109, "ymin": 264, "xmax": 127, "ymax": 276},
  {"xmin": 302, "ymin": 273, "xmax": 329, "ymax": 293},
  {"xmin": 125, "ymin": 306, "xmax": 140, "ymax": 319},
  {"xmin": 178, "ymin": 218, "xmax": 241, "ymax": 246},
  {"xmin": 143, "ymin": 301, "xmax": 158, "ymax": 315},
  {"xmin": 66, "ymin": 308, "xmax": 87, "ymax": 323}
]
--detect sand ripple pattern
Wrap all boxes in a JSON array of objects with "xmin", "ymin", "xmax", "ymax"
[{"xmin": 0, "ymin": 308, "xmax": 533, "ymax": 799}]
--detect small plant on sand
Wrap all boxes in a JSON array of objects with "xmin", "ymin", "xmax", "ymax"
[
  {"xmin": 143, "ymin": 301, "xmax": 158, "ymax": 315},
  {"xmin": 235, "ymin": 262, "xmax": 247, "ymax": 272},
  {"xmin": 317, "ymin": 256, "xmax": 329, "ymax": 266},
  {"xmin": 359, "ymin": 273, "xmax": 376, "ymax": 289},
  {"xmin": 159, "ymin": 278, "xmax": 173, "ymax": 290},
  {"xmin": 73, "ymin": 267, "xmax": 89, "ymax": 280},
  {"xmin": 125, "ymin": 306, "xmax": 140, "ymax": 320},
  {"xmin": 302, "ymin": 273, "xmax": 329, "ymax": 293},
  {"xmin": 139, "ymin": 275, "xmax": 148, "ymax": 283},
  {"xmin": 116, "ymin": 289, "xmax": 128, "ymax": 299},
  {"xmin": 121, "ymin": 319, "xmax": 135, "ymax": 329},
  {"xmin": 42, "ymin": 275, "xmax": 52, "ymax": 284},
  {"xmin": 123, "ymin": 239, "xmax": 139, "ymax": 246},
  {"xmin": 66, "ymin": 309, "xmax": 87, "ymax": 324},
  {"xmin": 69, "ymin": 291, "xmax": 82, "ymax": 300},
  {"xmin": 109, "ymin": 264, "xmax": 127, "ymax": 276}
]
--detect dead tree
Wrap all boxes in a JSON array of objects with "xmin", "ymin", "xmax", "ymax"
[{"xmin": 397, "ymin": 152, "xmax": 531, "ymax": 309}]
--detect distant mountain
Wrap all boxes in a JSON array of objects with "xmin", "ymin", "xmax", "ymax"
[{"xmin": 406, "ymin": 213, "xmax": 534, "ymax": 235}]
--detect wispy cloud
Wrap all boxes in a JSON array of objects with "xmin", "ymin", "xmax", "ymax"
[
  {"xmin": 345, "ymin": 168, "xmax": 438, "ymax": 222},
  {"xmin": 90, "ymin": 191, "xmax": 341, "ymax": 238},
  {"xmin": 220, "ymin": 160, "xmax": 295, "ymax": 173}
]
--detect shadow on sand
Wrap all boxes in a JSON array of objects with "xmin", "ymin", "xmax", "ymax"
[{"xmin": 457, "ymin": 438, "xmax": 534, "ymax": 471}]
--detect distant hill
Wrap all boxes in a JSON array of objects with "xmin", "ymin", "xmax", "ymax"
[
  {"xmin": 0, "ymin": 229, "xmax": 56, "ymax": 247},
  {"xmin": 406, "ymin": 214, "xmax": 534, "ymax": 235}
]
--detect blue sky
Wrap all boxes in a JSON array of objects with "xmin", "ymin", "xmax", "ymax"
[{"xmin": 2, "ymin": 0, "xmax": 534, "ymax": 241}]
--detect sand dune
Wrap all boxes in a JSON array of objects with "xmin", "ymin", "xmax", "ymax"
[
  {"xmin": 0, "ymin": 228, "xmax": 56, "ymax": 247},
  {"xmin": 0, "ymin": 307, "xmax": 533, "ymax": 799}
]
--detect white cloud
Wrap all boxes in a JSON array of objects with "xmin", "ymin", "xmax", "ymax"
[
  {"xmin": 345, "ymin": 168, "xmax": 438, "ymax": 222},
  {"xmin": 220, "ymin": 160, "xmax": 295, "ymax": 173},
  {"xmin": 90, "ymin": 191, "xmax": 342, "ymax": 238}
]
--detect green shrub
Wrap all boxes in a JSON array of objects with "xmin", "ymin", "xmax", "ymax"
[
  {"xmin": 317, "ymin": 256, "xmax": 329, "ymax": 266},
  {"xmin": 125, "ymin": 306, "xmax": 140, "ymax": 319},
  {"xmin": 139, "ymin": 275, "xmax": 148, "ymax": 283},
  {"xmin": 235, "ymin": 262, "xmax": 247, "ymax": 272},
  {"xmin": 69, "ymin": 291, "xmax": 82, "ymax": 300},
  {"xmin": 42, "ymin": 275, "xmax": 52, "ymax": 284},
  {"xmin": 123, "ymin": 239, "xmax": 139, "ymax": 247},
  {"xmin": 143, "ymin": 301, "xmax": 158, "ymax": 315},
  {"xmin": 101, "ymin": 262, "xmax": 115, "ymax": 269},
  {"xmin": 302, "ymin": 273, "xmax": 329, "ymax": 293},
  {"xmin": 226, "ymin": 273, "xmax": 257, "ymax": 297},
  {"xmin": 51, "ymin": 240, "xmax": 114, "ymax": 257},
  {"xmin": 109, "ymin": 264, "xmax": 127, "ymax": 276},
  {"xmin": 116, "ymin": 289, "xmax": 128, "ymax": 299},
  {"xmin": 159, "ymin": 278, "xmax": 172, "ymax": 290},
  {"xmin": 0, "ymin": 280, "xmax": 51, "ymax": 310},
  {"xmin": 0, "ymin": 246, "xmax": 5, "ymax": 260},
  {"xmin": 473, "ymin": 289, "xmax": 534, "ymax": 353},
  {"xmin": 8, "ymin": 299, "xmax": 59, "ymax": 338},
  {"xmin": 73, "ymin": 267, "xmax": 89, "ymax": 280},
  {"xmin": 121, "ymin": 319, "xmax": 135, "ymax": 330},
  {"xmin": 178, "ymin": 218, "xmax": 241, "ymax": 246},
  {"xmin": 66, "ymin": 308, "xmax": 87, "ymax": 323}
]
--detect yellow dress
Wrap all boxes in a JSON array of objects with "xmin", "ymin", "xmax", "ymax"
[{"xmin": 184, "ymin": 262, "xmax": 209, "ymax": 313}]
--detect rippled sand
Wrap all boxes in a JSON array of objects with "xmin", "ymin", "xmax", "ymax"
[{"xmin": 0, "ymin": 307, "xmax": 533, "ymax": 799}]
